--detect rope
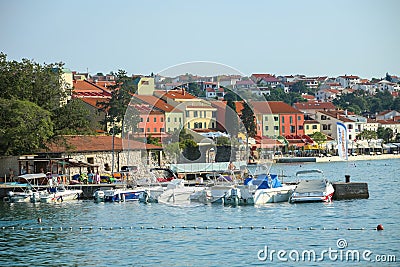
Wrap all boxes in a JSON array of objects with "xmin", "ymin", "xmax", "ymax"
[{"xmin": 0, "ymin": 225, "xmax": 375, "ymax": 232}]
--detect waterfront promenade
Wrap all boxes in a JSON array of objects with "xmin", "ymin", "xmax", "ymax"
[{"xmin": 315, "ymin": 153, "xmax": 400, "ymax": 163}]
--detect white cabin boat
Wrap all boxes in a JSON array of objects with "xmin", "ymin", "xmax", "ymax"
[
  {"xmin": 289, "ymin": 169, "xmax": 334, "ymax": 203},
  {"xmin": 40, "ymin": 186, "xmax": 83, "ymax": 203}
]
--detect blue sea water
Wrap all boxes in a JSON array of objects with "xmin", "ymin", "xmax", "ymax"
[{"xmin": 0, "ymin": 159, "xmax": 399, "ymax": 266}]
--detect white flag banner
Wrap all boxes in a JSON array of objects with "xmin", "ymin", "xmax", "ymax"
[{"xmin": 337, "ymin": 122, "xmax": 348, "ymax": 161}]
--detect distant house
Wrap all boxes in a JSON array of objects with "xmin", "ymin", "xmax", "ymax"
[
  {"xmin": 251, "ymin": 101, "xmax": 305, "ymax": 138},
  {"xmin": 336, "ymin": 75, "xmax": 360, "ymax": 88},
  {"xmin": 133, "ymin": 94, "xmax": 183, "ymax": 134},
  {"xmin": 304, "ymin": 120, "xmax": 320, "ymax": 135},
  {"xmin": 293, "ymin": 102, "xmax": 336, "ymax": 117},
  {"xmin": 315, "ymin": 110, "xmax": 358, "ymax": 141},
  {"xmin": 376, "ymin": 80, "xmax": 400, "ymax": 93},
  {"xmin": 316, "ymin": 88, "xmax": 340, "ymax": 101},
  {"xmin": 376, "ymin": 110, "xmax": 400, "ymax": 121}
]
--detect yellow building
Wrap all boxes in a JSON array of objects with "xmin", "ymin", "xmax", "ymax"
[
  {"xmin": 304, "ymin": 120, "xmax": 320, "ymax": 135},
  {"xmin": 136, "ymin": 77, "xmax": 155, "ymax": 95}
]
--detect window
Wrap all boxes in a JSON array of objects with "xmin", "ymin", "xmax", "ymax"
[
  {"xmin": 265, "ymin": 126, "xmax": 269, "ymax": 131},
  {"xmin": 179, "ymin": 117, "xmax": 182, "ymax": 122},
  {"xmin": 348, "ymin": 124, "xmax": 353, "ymax": 129},
  {"xmin": 154, "ymin": 118, "xmax": 157, "ymax": 122},
  {"xmin": 194, "ymin": 111, "xmax": 198, "ymax": 117},
  {"xmin": 290, "ymin": 116, "xmax": 293, "ymax": 124},
  {"xmin": 290, "ymin": 126, "xmax": 296, "ymax": 133},
  {"xmin": 154, "ymin": 128, "xmax": 157, "ymax": 132},
  {"xmin": 140, "ymin": 118, "xmax": 143, "ymax": 122},
  {"xmin": 282, "ymin": 117, "xmax": 285, "ymax": 123},
  {"xmin": 186, "ymin": 111, "xmax": 189, "ymax": 117},
  {"xmin": 211, "ymin": 122, "xmax": 215, "ymax": 128},
  {"xmin": 322, "ymin": 124, "xmax": 328, "ymax": 130},
  {"xmin": 282, "ymin": 126, "xmax": 285, "ymax": 133},
  {"xmin": 274, "ymin": 126, "xmax": 279, "ymax": 131},
  {"xmin": 147, "ymin": 128, "xmax": 150, "ymax": 132},
  {"xmin": 161, "ymin": 117, "xmax": 164, "ymax": 122},
  {"xmin": 274, "ymin": 116, "xmax": 279, "ymax": 122},
  {"xmin": 349, "ymin": 135, "xmax": 352, "ymax": 140},
  {"xmin": 147, "ymin": 117, "xmax": 149, "ymax": 122},
  {"xmin": 167, "ymin": 117, "xmax": 170, "ymax": 122},
  {"xmin": 174, "ymin": 117, "xmax": 177, "ymax": 122},
  {"xmin": 264, "ymin": 117, "xmax": 268, "ymax": 121},
  {"xmin": 212, "ymin": 111, "xmax": 216, "ymax": 117},
  {"xmin": 204, "ymin": 111, "xmax": 207, "ymax": 117},
  {"xmin": 306, "ymin": 125, "xmax": 309, "ymax": 130},
  {"xmin": 140, "ymin": 128, "xmax": 144, "ymax": 132},
  {"xmin": 187, "ymin": 123, "xmax": 190, "ymax": 129},
  {"xmin": 168, "ymin": 128, "xmax": 170, "ymax": 132},
  {"xmin": 299, "ymin": 125, "xmax": 303, "ymax": 130},
  {"xmin": 312, "ymin": 125, "xmax": 317, "ymax": 130},
  {"xmin": 298, "ymin": 116, "xmax": 301, "ymax": 120}
]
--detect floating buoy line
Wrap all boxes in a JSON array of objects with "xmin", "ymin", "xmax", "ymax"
[{"xmin": 0, "ymin": 225, "xmax": 383, "ymax": 232}]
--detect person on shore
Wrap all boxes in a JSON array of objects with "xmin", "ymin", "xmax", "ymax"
[{"xmin": 95, "ymin": 171, "xmax": 100, "ymax": 184}]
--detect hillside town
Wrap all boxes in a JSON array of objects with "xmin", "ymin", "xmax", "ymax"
[{"xmin": 1, "ymin": 67, "xmax": 400, "ymax": 179}]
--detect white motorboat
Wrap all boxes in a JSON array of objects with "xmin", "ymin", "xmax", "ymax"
[
  {"xmin": 146, "ymin": 179, "xmax": 205, "ymax": 205},
  {"xmin": 221, "ymin": 173, "xmax": 296, "ymax": 205},
  {"xmin": 289, "ymin": 169, "xmax": 335, "ymax": 203},
  {"xmin": 40, "ymin": 186, "xmax": 83, "ymax": 203},
  {"xmin": 101, "ymin": 188, "xmax": 145, "ymax": 202},
  {"xmin": 5, "ymin": 173, "xmax": 48, "ymax": 203},
  {"xmin": 190, "ymin": 172, "xmax": 237, "ymax": 204}
]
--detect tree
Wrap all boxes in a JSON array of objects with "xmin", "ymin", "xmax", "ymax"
[
  {"xmin": 240, "ymin": 102, "xmax": 256, "ymax": 138},
  {"xmin": 310, "ymin": 132, "xmax": 327, "ymax": 153},
  {"xmin": 98, "ymin": 70, "xmax": 138, "ymax": 135},
  {"xmin": 187, "ymin": 82, "xmax": 205, "ymax": 97},
  {"xmin": 52, "ymin": 98, "xmax": 93, "ymax": 135},
  {"xmin": 377, "ymin": 127, "xmax": 394, "ymax": 143},
  {"xmin": 146, "ymin": 134, "xmax": 161, "ymax": 146},
  {"xmin": 0, "ymin": 52, "xmax": 66, "ymax": 111},
  {"xmin": 358, "ymin": 130, "xmax": 377, "ymax": 141},
  {"xmin": 0, "ymin": 99, "xmax": 53, "ymax": 155}
]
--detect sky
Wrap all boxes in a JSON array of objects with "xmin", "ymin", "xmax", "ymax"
[{"xmin": 1, "ymin": 0, "xmax": 399, "ymax": 79}]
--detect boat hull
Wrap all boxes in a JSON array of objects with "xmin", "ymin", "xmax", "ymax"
[{"xmin": 40, "ymin": 190, "xmax": 83, "ymax": 203}]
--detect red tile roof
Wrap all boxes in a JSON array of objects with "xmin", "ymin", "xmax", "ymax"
[
  {"xmin": 266, "ymin": 101, "xmax": 302, "ymax": 114},
  {"xmin": 154, "ymin": 89, "xmax": 196, "ymax": 100},
  {"xmin": 133, "ymin": 95, "xmax": 180, "ymax": 113},
  {"xmin": 44, "ymin": 135, "xmax": 161, "ymax": 153},
  {"xmin": 293, "ymin": 102, "xmax": 336, "ymax": 110},
  {"xmin": 73, "ymin": 80, "xmax": 111, "ymax": 96}
]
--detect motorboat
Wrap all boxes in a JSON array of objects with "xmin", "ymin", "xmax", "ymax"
[
  {"xmin": 5, "ymin": 173, "xmax": 48, "ymax": 203},
  {"xmin": 40, "ymin": 186, "xmax": 83, "ymax": 203},
  {"xmin": 145, "ymin": 179, "xmax": 205, "ymax": 205},
  {"xmin": 289, "ymin": 169, "xmax": 334, "ymax": 203},
  {"xmin": 101, "ymin": 188, "xmax": 145, "ymax": 202},
  {"xmin": 6, "ymin": 190, "xmax": 42, "ymax": 203},
  {"xmin": 190, "ymin": 172, "xmax": 237, "ymax": 204}
]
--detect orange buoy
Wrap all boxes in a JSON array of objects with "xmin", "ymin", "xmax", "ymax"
[{"xmin": 377, "ymin": 224, "xmax": 384, "ymax": 231}]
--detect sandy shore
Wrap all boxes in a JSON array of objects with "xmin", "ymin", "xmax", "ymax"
[{"xmin": 315, "ymin": 153, "xmax": 400, "ymax": 163}]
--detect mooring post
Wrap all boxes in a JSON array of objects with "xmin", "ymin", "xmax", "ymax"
[{"xmin": 345, "ymin": 175, "xmax": 350, "ymax": 183}]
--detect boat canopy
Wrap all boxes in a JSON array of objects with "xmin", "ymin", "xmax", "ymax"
[
  {"xmin": 244, "ymin": 174, "xmax": 282, "ymax": 189},
  {"xmin": 295, "ymin": 169, "xmax": 323, "ymax": 176},
  {"xmin": 295, "ymin": 179, "xmax": 327, "ymax": 194},
  {"xmin": 18, "ymin": 173, "xmax": 47, "ymax": 180}
]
